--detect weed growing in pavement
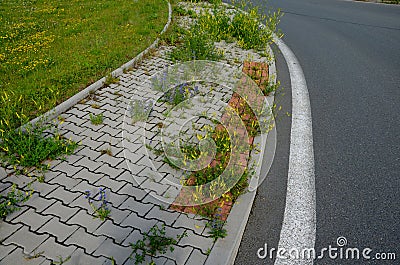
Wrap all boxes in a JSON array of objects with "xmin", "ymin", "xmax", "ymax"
[
  {"xmin": 168, "ymin": 0, "xmax": 282, "ymax": 61},
  {"xmin": 160, "ymin": 18, "xmax": 188, "ymax": 46},
  {"xmin": 91, "ymin": 103, "xmax": 100, "ymax": 109},
  {"xmin": 173, "ymin": 5, "xmax": 196, "ymax": 17},
  {"xmin": 0, "ymin": 120, "xmax": 78, "ymax": 173},
  {"xmin": 161, "ymin": 83, "xmax": 200, "ymax": 106},
  {"xmin": 169, "ymin": 27, "xmax": 223, "ymax": 62},
  {"xmin": 104, "ymin": 74, "xmax": 120, "ymax": 86},
  {"xmin": 84, "ymin": 188, "xmax": 111, "ymax": 221},
  {"xmin": 206, "ymin": 248, "xmax": 212, "ymax": 255},
  {"xmin": 51, "ymin": 255, "xmax": 71, "ymax": 265},
  {"xmin": 129, "ymin": 224, "xmax": 187, "ymax": 264},
  {"xmin": 0, "ymin": 183, "xmax": 33, "ymax": 219},
  {"xmin": 128, "ymin": 99, "xmax": 153, "ymax": 123},
  {"xmin": 100, "ymin": 147, "xmax": 113, "ymax": 156},
  {"xmin": 206, "ymin": 217, "xmax": 227, "ymax": 242},
  {"xmin": 89, "ymin": 113, "xmax": 103, "ymax": 125}
]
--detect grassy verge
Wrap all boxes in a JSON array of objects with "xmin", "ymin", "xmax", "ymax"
[{"xmin": 0, "ymin": 0, "xmax": 169, "ymax": 131}]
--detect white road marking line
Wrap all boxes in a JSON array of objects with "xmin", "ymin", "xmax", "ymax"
[{"xmin": 274, "ymin": 36, "xmax": 316, "ymax": 265}]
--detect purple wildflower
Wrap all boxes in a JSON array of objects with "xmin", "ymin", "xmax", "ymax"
[{"xmin": 84, "ymin": 190, "xmax": 91, "ymax": 199}]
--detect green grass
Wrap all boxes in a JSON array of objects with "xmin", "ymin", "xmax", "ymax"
[
  {"xmin": 0, "ymin": 0, "xmax": 168, "ymax": 131},
  {"xmin": 89, "ymin": 113, "xmax": 104, "ymax": 125},
  {"xmin": 0, "ymin": 122, "xmax": 78, "ymax": 172}
]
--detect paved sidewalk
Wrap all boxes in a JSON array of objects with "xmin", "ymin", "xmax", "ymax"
[
  {"xmin": 0, "ymin": 2, "xmax": 277, "ymax": 264},
  {"xmin": 0, "ymin": 41, "xmax": 272, "ymax": 264}
]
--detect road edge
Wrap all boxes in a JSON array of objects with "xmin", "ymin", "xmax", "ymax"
[{"xmin": 273, "ymin": 36, "xmax": 316, "ymax": 265}]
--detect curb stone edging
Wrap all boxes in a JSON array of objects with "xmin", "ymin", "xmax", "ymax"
[
  {"xmin": 25, "ymin": 0, "xmax": 172, "ymax": 129},
  {"xmin": 204, "ymin": 30, "xmax": 278, "ymax": 265}
]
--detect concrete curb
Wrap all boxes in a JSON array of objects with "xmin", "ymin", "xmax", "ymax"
[{"xmin": 26, "ymin": 0, "xmax": 172, "ymax": 129}]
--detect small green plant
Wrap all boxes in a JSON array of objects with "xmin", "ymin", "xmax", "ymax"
[
  {"xmin": 0, "ymin": 184, "xmax": 33, "ymax": 219},
  {"xmin": 206, "ymin": 248, "xmax": 212, "ymax": 255},
  {"xmin": 104, "ymin": 74, "xmax": 120, "ymax": 86},
  {"xmin": 173, "ymin": 5, "xmax": 196, "ymax": 17},
  {"xmin": 0, "ymin": 121, "xmax": 78, "ymax": 172},
  {"xmin": 36, "ymin": 175, "xmax": 45, "ymax": 183},
  {"xmin": 100, "ymin": 147, "xmax": 112, "ymax": 156},
  {"xmin": 24, "ymin": 251, "xmax": 45, "ymax": 260},
  {"xmin": 162, "ymin": 83, "xmax": 200, "ymax": 106},
  {"xmin": 128, "ymin": 99, "xmax": 152, "ymax": 123},
  {"xmin": 89, "ymin": 113, "xmax": 103, "ymax": 125},
  {"xmin": 84, "ymin": 188, "xmax": 111, "ymax": 221},
  {"xmin": 206, "ymin": 217, "xmax": 227, "ymax": 242},
  {"xmin": 113, "ymin": 91, "xmax": 123, "ymax": 97},
  {"xmin": 108, "ymin": 257, "xmax": 116, "ymax": 265},
  {"xmin": 169, "ymin": 28, "xmax": 223, "ymax": 62},
  {"xmin": 191, "ymin": 0, "xmax": 282, "ymax": 51},
  {"xmin": 129, "ymin": 224, "xmax": 187, "ymax": 265},
  {"xmin": 51, "ymin": 255, "xmax": 71, "ymax": 265}
]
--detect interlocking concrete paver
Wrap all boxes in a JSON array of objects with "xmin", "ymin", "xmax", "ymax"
[
  {"xmin": 48, "ymin": 172, "xmax": 81, "ymax": 190},
  {"xmin": 64, "ymin": 227, "xmax": 107, "ymax": 254},
  {"xmin": 1, "ymin": 247, "xmax": 47, "ymax": 265},
  {"xmin": 162, "ymin": 245, "xmax": 193, "ymax": 265},
  {"xmin": 65, "ymin": 107, "xmax": 88, "ymax": 118},
  {"xmin": 45, "ymin": 186, "xmax": 81, "ymax": 204},
  {"xmin": 146, "ymin": 206, "xmax": 181, "ymax": 226},
  {"xmin": 178, "ymin": 230, "xmax": 214, "ymax": 254},
  {"xmin": 12, "ymin": 208, "xmax": 52, "ymax": 231},
  {"xmin": 52, "ymin": 162, "xmax": 82, "ymax": 177},
  {"xmin": 141, "ymin": 179, "xmax": 169, "ymax": 196},
  {"xmin": 164, "ymin": 259, "xmax": 177, "ymax": 265},
  {"xmin": 80, "ymin": 127, "xmax": 104, "ymax": 141},
  {"xmin": 75, "ymin": 147, "xmax": 101, "ymax": 161},
  {"xmin": 80, "ymin": 137, "xmax": 105, "ymax": 150},
  {"xmin": 26, "ymin": 193, "xmax": 57, "ymax": 213},
  {"xmin": 186, "ymin": 249, "xmax": 208, "ymax": 265},
  {"xmin": 69, "ymin": 248, "xmax": 109, "ymax": 265},
  {"xmin": 94, "ymin": 220, "xmax": 132, "ymax": 244},
  {"xmin": 118, "ymin": 182, "xmax": 150, "ymax": 201},
  {"xmin": 115, "ymin": 169, "xmax": 139, "ymax": 183},
  {"xmin": 97, "ymin": 153, "xmax": 125, "ymax": 168},
  {"xmin": 37, "ymin": 217, "xmax": 79, "ymax": 243},
  {"xmin": 94, "ymin": 164, "xmax": 124, "ymax": 179},
  {"xmin": 95, "ymin": 176, "xmax": 125, "ymax": 193},
  {"xmin": 107, "ymin": 207, "xmax": 131, "ymax": 225},
  {"xmin": 2, "ymin": 225, "xmax": 48, "ymax": 254},
  {"xmin": 70, "ymin": 179, "xmax": 96, "ymax": 195},
  {"xmin": 107, "ymin": 193, "xmax": 129, "ymax": 208},
  {"xmin": 42, "ymin": 201, "xmax": 79, "ymax": 222},
  {"xmin": 36, "ymin": 237, "xmax": 76, "ymax": 261},
  {"xmin": 0, "ymin": 222, "xmax": 22, "ymax": 242},
  {"xmin": 173, "ymin": 214, "xmax": 206, "ymax": 235},
  {"xmin": 29, "ymin": 181, "xmax": 59, "ymax": 197},
  {"xmin": 0, "ymin": 244, "xmax": 16, "ymax": 261},
  {"xmin": 119, "ymin": 197, "xmax": 153, "ymax": 216},
  {"xmin": 74, "ymin": 156, "xmax": 101, "ymax": 172},
  {"xmin": 121, "ymin": 229, "xmax": 141, "ymax": 247},
  {"xmin": 74, "ymin": 168, "xmax": 104, "ymax": 183},
  {"xmin": 93, "ymin": 238, "xmax": 132, "ymax": 265},
  {"xmin": 120, "ymin": 212, "xmax": 157, "ymax": 233},
  {"xmin": 66, "ymin": 209, "xmax": 104, "ymax": 233}
]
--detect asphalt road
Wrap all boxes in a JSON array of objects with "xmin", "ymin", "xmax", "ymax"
[{"xmin": 235, "ymin": 0, "xmax": 400, "ymax": 264}]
